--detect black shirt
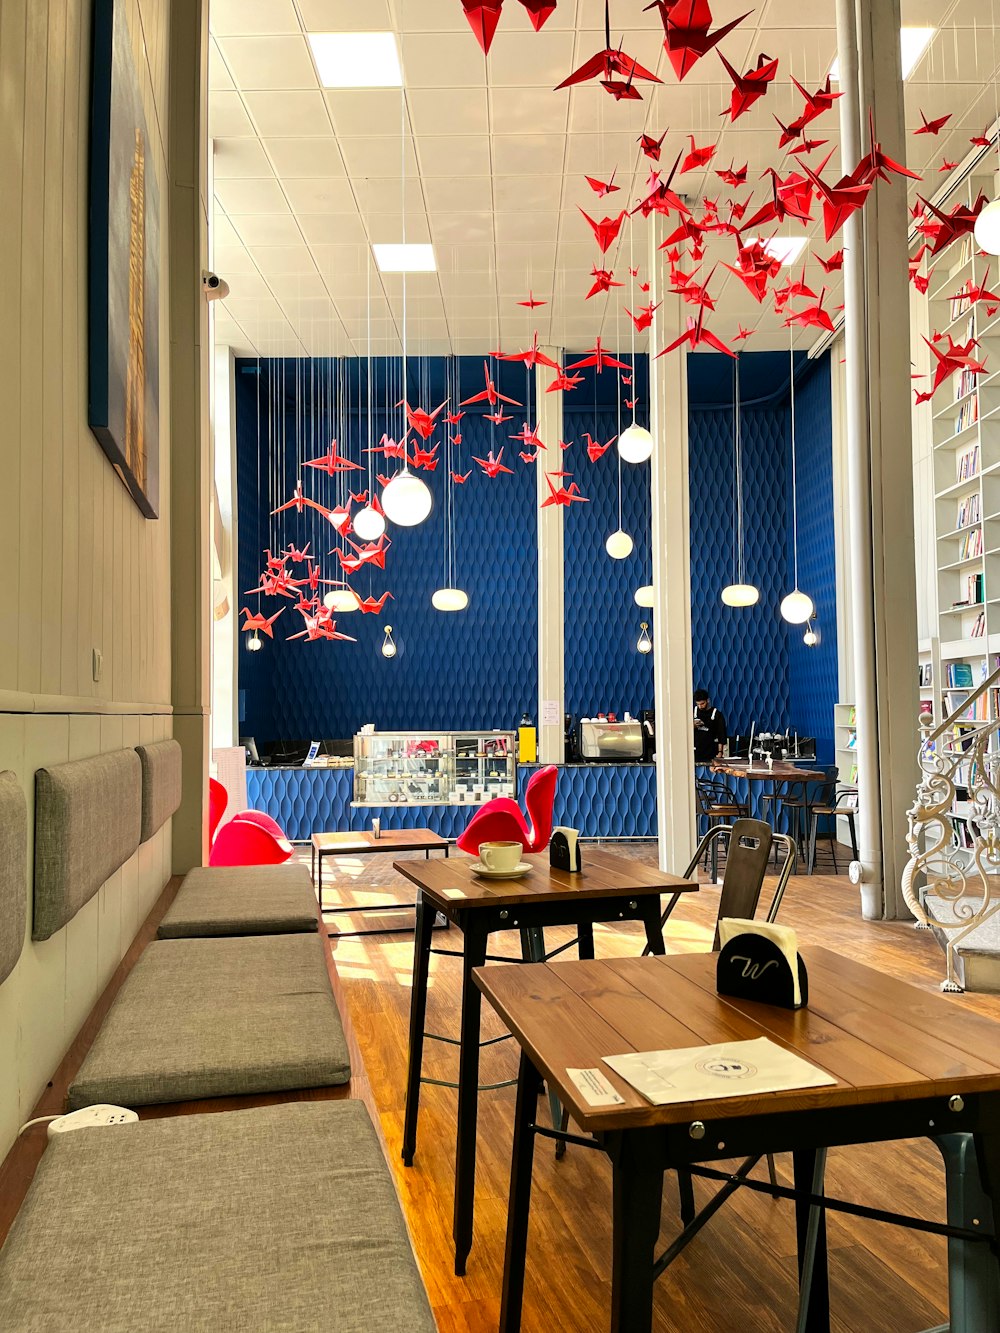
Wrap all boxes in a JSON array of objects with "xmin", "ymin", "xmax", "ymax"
[{"xmin": 693, "ymin": 705, "xmax": 727, "ymax": 762}]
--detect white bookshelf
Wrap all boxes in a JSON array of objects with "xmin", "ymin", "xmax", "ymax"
[{"xmin": 834, "ymin": 702, "xmax": 857, "ymax": 787}]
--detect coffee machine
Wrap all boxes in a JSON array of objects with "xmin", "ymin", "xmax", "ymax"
[{"xmin": 639, "ymin": 709, "xmax": 655, "ymax": 761}]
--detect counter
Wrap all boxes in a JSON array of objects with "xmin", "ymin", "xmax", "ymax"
[{"xmin": 245, "ymin": 762, "xmax": 658, "ymax": 842}]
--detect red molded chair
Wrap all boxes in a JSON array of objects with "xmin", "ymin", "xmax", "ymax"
[
  {"xmin": 208, "ymin": 776, "xmax": 294, "ymax": 866},
  {"xmin": 456, "ymin": 765, "xmax": 558, "ymax": 856}
]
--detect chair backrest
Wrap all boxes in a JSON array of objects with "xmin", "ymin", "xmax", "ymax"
[
  {"xmin": 523, "ymin": 764, "xmax": 558, "ymax": 852},
  {"xmin": 209, "ymin": 777, "xmax": 229, "ymax": 844},
  {"xmin": 713, "ymin": 818, "xmax": 774, "ymax": 949},
  {"xmin": 814, "ymin": 765, "xmax": 839, "ymax": 807}
]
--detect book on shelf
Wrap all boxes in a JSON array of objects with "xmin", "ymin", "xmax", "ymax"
[
  {"xmin": 954, "ymin": 394, "xmax": 980, "ymax": 433},
  {"xmin": 849, "ymin": 763, "xmax": 858, "ymax": 784},
  {"xmin": 957, "ymin": 443, "xmax": 981, "ymax": 480},
  {"xmin": 946, "ymin": 662, "xmax": 974, "ymax": 687},
  {"xmin": 959, "ymin": 526, "xmax": 983, "ymax": 560},
  {"xmin": 972, "ymin": 608, "xmax": 987, "ymax": 637},
  {"xmin": 967, "ymin": 571, "xmax": 985, "ymax": 604},
  {"xmin": 957, "ymin": 491, "xmax": 982, "ymax": 528}
]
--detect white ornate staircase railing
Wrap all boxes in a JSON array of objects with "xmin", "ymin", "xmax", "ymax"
[{"xmin": 903, "ymin": 663, "xmax": 1000, "ymax": 992}]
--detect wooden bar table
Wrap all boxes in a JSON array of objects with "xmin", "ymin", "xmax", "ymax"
[
  {"xmin": 394, "ymin": 848, "xmax": 698, "ymax": 1277},
  {"xmin": 310, "ymin": 828, "xmax": 448, "ymax": 938},
  {"xmin": 478, "ymin": 947, "xmax": 1000, "ymax": 1333},
  {"xmin": 710, "ymin": 759, "xmax": 826, "ymax": 848}
]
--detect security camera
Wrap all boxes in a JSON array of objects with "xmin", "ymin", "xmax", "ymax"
[{"xmin": 202, "ymin": 270, "xmax": 230, "ymax": 301}]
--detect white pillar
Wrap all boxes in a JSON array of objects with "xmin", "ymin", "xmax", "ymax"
[
  {"xmin": 536, "ymin": 351, "xmax": 565, "ymax": 764},
  {"xmin": 211, "ymin": 345, "xmax": 238, "ymax": 751},
  {"xmin": 648, "ymin": 219, "xmax": 696, "ymax": 874},
  {"xmin": 837, "ymin": 0, "xmax": 920, "ymax": 918}
]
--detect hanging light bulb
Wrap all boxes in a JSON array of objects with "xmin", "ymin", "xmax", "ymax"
[
  {"xmin": 781, "ymin": 333, "xmax": 813, "ymax": 627},
  {"xmin": 722, "ymin": 583, "xmax": 760, "ymax": 607},
  {"xmin": 781, "ymin": 589, "xmax": 816, "ymax": 624},
  {"xmin": 618, "ymin": 422, "xmax": 653, "ymax": 464},
  {"xmin": 722, "ymin": 354, "xmax": 760, "ymax": 610},
  {"xmin": 803, "ymin": 621, "xmax": 820, "ymax": 647},
  {"xmin": 381, "ymin": 469, "xmax": 432, "ymax": 527},
  {"xmin": 324, "ymin": 586, "xmax": 360, "ymax": 613},
  {"xmin": 381, "ymin": 625, "xmax": 397, "ymax": 659},
  {"xmin": 246, "ymin": 633, "xmax": 262, "ymax": 653},
  {"xmin": 636, "ymin": 622, "xmax": 652, "ymax": 655},
  {"xmin": 605, "ymin": 529, "xmax": 634, "ymax": 559},
  {"xmin": 975, "ymin": 199, "xmax": 1000, "ymax": 256},
  {"xmin": 353, "ymin": 504, "xmax": 386, "ymax": 542},
  {"xmin": 432, "ymin": 587, "xmax": 469, "ymax": 611},
  {"xmin": 634, "ymin": 584, "xmax": 654, "ymax": 607}
]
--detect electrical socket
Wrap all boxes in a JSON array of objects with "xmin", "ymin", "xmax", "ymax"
[{"xmin": 47, "ymin": 1105, "xmax": 138, "ymax": 1138}]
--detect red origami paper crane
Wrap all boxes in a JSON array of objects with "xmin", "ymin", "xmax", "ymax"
[
  {"xmin": 972, "ymin": 129, "xmax": 992, "ymax": 147},
  {"xmin": 366, "ymin": 434, "xmax": 408, "ymax": 460},
  {"xmin": 400, "ymin": 399, "xmax": 448, "ymax": 440},
  {"xmin": 517, "ymin": 291, "xmax": 547, "ymax": 307},
  {"xmin": 547, "ymin": 371, "xmax": 585, "ymax": 392},
  {"xmin": 716, "ymin": 161, "xmax": 748, "ymax": 188},
  {"xmin": 409, "ymin": 443, "xmax": 440, "ymax": 471},
  {"xmin": 510, "ymin": 422, "xmax": 546, "ymax": 451},
  {"xmin": 349, "ymin": 491, "xmax": 368, "ymax": 505},
  {"xmin": 451, "ymin": 470, "xmax": 472, "ymax": 483},
  {"xmin": 460, "ymin": 361, "xmax": 522, "ymax": 407},
  {"xmin": 626, "ymin": 301, "xmax": 661, "ymax": 332},
  {"xmin": 912, "ymin": 269, "xmax": 934, "ymax": 295},
  {"xmin": 672, "ymin": 264, "xmax": 716, "ymax": 311},
  {"xmin": 517, "ymin": 0, "xmax": 557, "ymax": 30},
  {"xmin": 656, "ymin": 305, "xmax": 736, "ymax": 358},
  {"xmin": 585, "ymin": 170, "xmax": 619, "ymax": 197},
  {"xmin": 358, "ymin": 592, "xmax": 393, "ymax": 615},
  {"xmin": 939, "ymin": 159, "xmax": 959, "ymax": 173},
  {"xmin": 303, "ymin": 444, "xmax": 363, "ymax": 475},
  {"xmin": 734, "ymin": 325, "xmax": 755, "ymax": 341},
  {"xmin": 472, "ymin": 447, "xmax": 515, "ymax": 477},
  {"xmin": 519, "ymin": 450, "xmax": 538, "ymax": 463},
  {"xmin": 788, "ymin": 137, "xmax": 829, "ymax": 157},
  {"xmin": 450, "ymin": 433, "xmax": 463, "ymax": 446},
  {"xmin": 484, "ymin": 409, "xmax": 514, "ymax": 424},
  {"xmin": 271, "ymin": 482, "xmax": 332, "ymax": 519},
  {"xmin": 721, "ymin": 241, "xmax": 778, "ymax": 304},
  {"xmin": 291, "ymin": 563, "xmax": 337, "ymax": 594},
  {"xmin": 789, "ymin": 75, "xmax": 842, "ymax": 127},
  {"xmin": 645, "ymin": 0, "xmax": 751, "ymax": 82},
  {"xmin": 555, "ymin": 1, "xmax": 661, "ymax": 94},
  {"xmin": 326, "ymin": 504, "xmax": 352, "ymax": 536},
  {"xmin": 586, "ymin": 265, "xmax": 623, "ymax": 299},
  {"xmin": 915, "ymin": 110, "xmax": 951, "ymax": 136},
  {"xmin": 461, "ymin": 0, "xmax": 504, "ymax": 56},
  {"xmin": 638, "ymin": 130, "xmax": 667, "ymax": 162},
  {"xmin": 445, "ymin": 412, "xmax": 465, "ymax": 428},
  {"xmin": 923, "ymin": 334, "xmax": 989, "ymax": 396},
  {"xmin": 799, "ymin": 154, "xmax": 873, "ymax": 241},
  {"xmin": 817, "ymin": 250, "xmax": 844, "ymax": 274},
  {"xmin": 719, "ymin": 51, "xmax": 778, "ymax": 122},
  {"xmin": 245, "ymin": 567, "xmax": 297, "ymax": 600},
  {"xmin": 950, "ymin": 265, "xmax": 1000, "ymax": 307},
  {"xmin": 541, "ymin": 472, "xmax": 589, "ymax": 507},
  {"xmin": 498, "ymin": 331, "xmax": 561, "ymax": 369},
  {"xmin": 240, "ymin": 607, "xmax": 284, "ymax": 638},
  {"xmin": 559, "ymin": 439, "xmax": 573, "ymax": 450},
  {"xmin": 680, "ymin": 135, "xmax": 716, "ymax": 173},
  {"xmin": 740, "ymin": 169, "xmax": 813, "ymax": 232},
  {"xmin": 293, "ymin": 593, "xmax": 319, "ymax": 616},
  {"xmin": 784, "ymin": 288, "xmax": 835, "ymax": 333},
  {"xmin": 288, "ymin": 612, "xmax": 356, "ymax": 644},
  {"xmin": 565, "ymin": 338, "xmax": 629, "ymax": 373},
  {"xmin": 853, "ymin": 112, "xmax": 922, "ymax": 186},
  {"xmin": 580, "ymin": 208, "xmax": 628, "ymax": 254},
  {"xmin": 774, "ymin": 263, "xmax": 816, "ymax": 305},
  {"xmin": 283, "ymin": 543, "xmax": 311, "ymax": 563},
  {"xmin": 583, "ymin": 432, "xmax": 616, "ymax": 461},
  {"xmin": 916, "ymin": 191, "xmax": 989, "ymax": 256}
]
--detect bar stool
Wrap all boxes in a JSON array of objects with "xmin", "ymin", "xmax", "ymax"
[
  {"xmin": 807, "ymin": 787, "xmax": 859, "ymax": 873},
  {"xmin": 695, "ymin": 777, "xmax": 748, "ymax": 881}
]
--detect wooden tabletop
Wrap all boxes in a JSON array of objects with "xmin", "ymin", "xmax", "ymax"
[
  {"xmin": 392, "ymin": 846, "xmax": 697, "ymax": 912},
  {"xmin": 311, "ymin": 828, "xmax": 448, "ymax": 853},
  {"xmin": 711, "ymin": 761, "xmax": 824, "ymax": 782},
  {"xmin": 474, "ymin": 947, "xmax": 1000, "ymax": 1132}
]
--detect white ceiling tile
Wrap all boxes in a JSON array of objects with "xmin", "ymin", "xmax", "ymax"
[
  {"xmin": 210, "ymin": 0, "xmax": 300, "ymax": 36},
  {"xmin": 311, "ymin": 244, "xmax": 368, "ymax": 276},
  {"xmin": 399, "ymin": 33, "xmax": 488, "ymax": 87},
  {"xmin": 222, "ymin": 296, "xmax": 291, "ymax": 323},
  {"xmin": 488, "ymin": 30, "xmax": 578, "ymax": 87},
  {"xmin": 297, "ymin": 0, "xmax": 393, "ymax": 29},
  {"xmin": 494, "ymin": 174, "xmax": 564, "ymax": 211},
  {"xmin": 211, "ymin": 215, "xmax": 243, "ymax": 249},
  {"xmin": 213, "ymin": 138, "xmax": 274, "ymax": 178},
  {"xmin": 263, "ymin": 137, "xmax": 346, "ymax": 176},
  {"xmin": 298, "ymin": 213, "xmax": 370, "ymax": 244},
  {"xmin": 435, "ymin": 243, "xmax": 496, "ymax": 275},
  {"xmin": 367, "ymin": 214, "xmax": 432, "ymax": 244},
  {"xmin": 492, "ymin": 132, "xmax": 568, "ymax": 175},
  {"xmin": 488, "ymin": 85, "xmax": 567, "ymax": 136},
  {"xmin": 430, "ymin": 212, "xmax": 494, "ymax": 244},
  {"xmin": 423, "ymin": 176, "xmax": 494, "ymax": 213},
  {"xmin": 416, "ymin": 136, "xmax": 492, "ymax": 177},
  {"xmin": 229, "ymin": 214, "xmax": 304, "ymax": 246},
  {"xmin": 337, "ymin": 137, "xmax": 419, "ymax": 177},
  {"xmin": 209, "ymin": 92, "xmax": 256, "ymax": 137},
  {"xmin": 217, "ymin": 36, "xmax": 318, "ymax": 90},
  {"xmin": 357, "ymin": 176, "xmax": 425, "ymax": 214},
  {"xmin": 281, "ymin": 177, "xmax": 358, "ymax": 213},
  {"xmin": 209, "ymin": 41, "xmax": 237, "ymax": 91},
  {"xmin": 214, "ymin": 177, "xmax": 289, "ymax": 213},
  {"xmin": 243, "ymin": 90, "xmax": 332, "ymax": 137},
  {"xmin": 249, "ymin": 245, "xmax": 321, "ymax": 277},
  {"xmin": 325, "ymin": 89, "xmax": 409, "ymax": 137},
  {"xmin": 495, "ymin": 211, "xmax": 560, "ymax": 244},
  {"xmin": 255, "ymin": 337, "xmax": 308, "ymax": 355},
  {"xmin": 217, "ymin": 270, "xmax": 273, "ymax": 301},
  {"xmin": 408, "ymin": 88, "xmax": 490, "ymax": 137},
  {"xmin": 394, "ymin": 0, "xmax": 468, "ymax": 32},
  {"xmin": 329, "ymin": 295, "xmax": 390, "ymax": 320}
]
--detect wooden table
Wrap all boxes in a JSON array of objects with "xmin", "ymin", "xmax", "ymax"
[
  {"xmin": 476, "ymin": 947, "xmax": 1000, "ymax": 1333},
  {"xmin": 394, "ymin": 847, "xmax": 698, "ymax": 1277},
  {"xmin": 710, "ymin": 760, "xmax": 826, "ymax": 850},
  {"xmin": 310, "ymin": 828, "xmax": 448, "ymax": 938}
]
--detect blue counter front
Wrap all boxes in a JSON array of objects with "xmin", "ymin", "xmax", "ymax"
[{"xmin": 245, "ymin": 762, "xmax": 659, "ymax": 842}]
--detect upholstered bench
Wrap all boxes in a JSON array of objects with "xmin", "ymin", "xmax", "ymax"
[
  {"xmin": 0, "ymin": 1101, "xmax": 436, "ymax": 1332},
  {"xmin": 157, "ymin": 863, "xmax": 318, "ymax": 938},
  {"xmin": 68, "ymin": 933, "xmax": 350, "ymax": 1110}
]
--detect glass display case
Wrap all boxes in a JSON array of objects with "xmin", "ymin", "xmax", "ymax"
[{"xmin": 352, "ymin": 730, "xmax": 517, "ymax": 807}]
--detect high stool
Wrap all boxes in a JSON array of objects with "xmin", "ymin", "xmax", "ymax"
[{"xmin": 807, "ymin": 788, "xmax": 859, "ymax": 873}]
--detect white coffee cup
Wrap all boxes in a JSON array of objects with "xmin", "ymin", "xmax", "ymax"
[{"xmin": 478, "ymin": 841, "xmax": 522, "ymax": 873}]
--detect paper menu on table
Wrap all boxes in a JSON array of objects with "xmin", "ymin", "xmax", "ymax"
[
  {"xmin": 717, "ymin": 916, "xmax": 802, "ymax": 1007},
  {"xmin": 603, "ymin": 1037, "xmax": 835, "ymax": 1107}
]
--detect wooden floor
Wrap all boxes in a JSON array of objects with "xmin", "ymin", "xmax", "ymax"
[{"xmin": 307, "ymin": 843, "xmax": 1000, "ymax": 1333}]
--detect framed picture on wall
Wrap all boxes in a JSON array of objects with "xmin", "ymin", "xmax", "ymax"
[{"xmin": 87, "ymin": 0, "xmax": 161, "ymax": 518}]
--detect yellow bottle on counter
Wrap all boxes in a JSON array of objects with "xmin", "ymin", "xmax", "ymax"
[{"xmin": 518, "ymin": 713, "xmax": 537, "ymax": 763}]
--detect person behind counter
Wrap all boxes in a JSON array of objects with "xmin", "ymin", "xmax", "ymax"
[{"xmin": 693, "ymin": 688, "xmax": 727, "ymax": 762}]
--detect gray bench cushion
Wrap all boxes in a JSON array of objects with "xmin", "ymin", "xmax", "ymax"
[
  {"xmin": 0, "ymin": 1101, "xmax": 436, "ymax": 1333},
  {"xmin": 68, "ymin": 934, "xmax": 350, "ymax": 1109},
  {"xmin": 158, "ymin": 863, "xmax": 317, "ymax": 938},
  {"xmin": 0, "ymin": 771, "xmax": 27, "ymax": 986},
  {"xmin": 136, "ymin": 738, "xmax": 182, "ymax": 843},
  {"xmin": 33, "ymin": 749, "xmax": 142, "ymax": 941}
]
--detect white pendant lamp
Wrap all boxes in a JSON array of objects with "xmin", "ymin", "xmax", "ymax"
[
  {"xmin": 382, "ymin": 468, "xmax": 432, "ymax": 527},
  {"xmin": 606, "ymin": 529, "xmax": 634, "ymax": 559},
  {"xmin": 634, "ymin": 584, "xmax": 654, "ymax": 607},
  {"xmin": 246, "ymin": 632, "xmax": 262, "ymax": 652},
  {"xmin": 636, "ymin": 622, "xmax": 652, "ymax": 654},
  {"xmin": 353, "ymin": 503, "xmax": 385, "ymax": 542},
  {"xmin": 618, "ymin": 422, "xmax": 653, "ymax": 463},
  {"xmin": 432, "ymin": 587, "xmax": 469, "ymax": 611},
  {"xmin": 381, "ymin": 625, "xmax": 397, "ymax": 658},
  {"xmin": 780, "ymin": 334, "xmax": 815, "ymax": 626},
  {"xmin": 432, "ymin": 356, "xmax": 469, "ymax": 610},
  {"xmin": 324, "ymin": 586, "xmax": 360, "ymax": 613},
  {"xmin": 721, "ymin": 354, "xmax": 760, "ymax": 609},
  {"xmin": 975, "ymin": 198, "xmax": 1000, "ymax": 256},
  {"xmin": 803, "ymin": 622, "xmax": 820, "ymax": 647}
]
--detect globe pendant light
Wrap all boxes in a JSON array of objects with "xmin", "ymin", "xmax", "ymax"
[
  {"xmin": 432, "ymin": 356, "xmax": 469, "ymax": 610},
  {"xmin": 381, "ymin": 625, "xmax": 397, "ymax": 659},
  {"xmin": 606, "ymin": 529, "xmax": 633, "ymax": 559},
  {"xmin": 636, "ymin": 622, "xmax": 652, "ymax": 654},
  {"xmin": 324, "ymin": 585, "xmax": 360, "ymax": 613},
  {"xmin": 803, "ymin": 622, "xmax": 820, "ymax": 647},
  {"xmin": 721, "ymin": 354, "xmax": 759, "ymax": 608},
  {"xmin": 634, "ymin": 584, "xmax": 654, "ymax": 607},
  {"xmin": 974, "ymin": 198, "xmax": 1000, "ymax": 256},
  {"xmin": 780, "ymin": 334, "xmax": 815, "ymax": 626},
  {"xmin": 352, "ymin": 503, "xmax": 386, "ymax": 542},
  {"xmin": 246, "ymin": 632, "xmax": 262, "ymax": 653}
]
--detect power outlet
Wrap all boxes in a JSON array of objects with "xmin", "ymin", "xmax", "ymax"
[
  {"xmin": 92, "ymin": 648, "xmax": 103, "ymax": 682},
  {"xmin": 47, "ymin": 1104, "xmax": 137, "ymax": 1138}
]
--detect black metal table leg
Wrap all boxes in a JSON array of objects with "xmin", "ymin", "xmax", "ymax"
[
  {"xmin": 974, "ymin": 1127, "xmax": 1000, "ymax": 1272},
  {"xmin": 578, "ymin": 919, "xmax": 595, "ymax": 960},
  {"xmin": 454, "ymin": 915, "xmax": 489, "ymax": 1275},
  {"xmin": 401, "ymin": 895, "xmax": 436, "ymax": 1168},
  {"xmin": 499, "ymin": 1051, "xmax": 542, "ymax": 1333},
  {"xmin": 793, "ymin": 1148, "xmax": 831, "ymax": 1331},
  {"xmin": 640, "ymin": 896, "xmax": 666, "ymax": 955},
  {"xmin": 609, "ymin": 1130, "xmax": 664, "ymax": 1333}
]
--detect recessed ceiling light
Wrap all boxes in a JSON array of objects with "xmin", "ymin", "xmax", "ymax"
[
  {"xmin": 373, "ymin": 243, "xmax": 437, "ymax": 273},
  {"xmin": 830, "ymin": 26, "xmax": 935, "ymax": 82},
  {"xmin": 307, "ymin": 32, "xmax": 402, "ymax": 88},
  {"xmin": 759, "ymin": 237, "xmax": 808, "ymax": 265}
]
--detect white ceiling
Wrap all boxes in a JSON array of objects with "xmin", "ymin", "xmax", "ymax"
[{"xmin": 208, "ymin": 0, "xmax": 1000, "ymax": 358}]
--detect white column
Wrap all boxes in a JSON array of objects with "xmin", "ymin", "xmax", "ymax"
[
  {"xmin": 648, "ymin": 218, "xmax": 696, "ymax": 873},
  {"xmin": 837, "ymin": 0, "xmax": 920, "ymax": 918},
  {"xmin": 536, "ymin": 351, "xmax": 565, "ymax": 763},
  {"xmin": 211, "ymin": 345, "xmax": 238, "ymax": 750}
]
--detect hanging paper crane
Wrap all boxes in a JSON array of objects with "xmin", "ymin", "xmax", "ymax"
[
  {"xmin": 472, "ymin": 447, "xmax": 515, "ymax": 477},
  {"xmin": 358, "ymin": 592, "xmax": 394, "ymax": 615},
  {"xmin": 656, "ymin": 306, "xmax": 736, "ymax": 358},
  {"xmin": 719, "ymin": 51, "xmax": 778, "ymax": 121},
  {"xmin": 517, "ymin": 291, "xmax": 547, "ymax": 307},
  {"xmin": 817, "ymin": 250, "xmax": 845, "ymax": 274},
  {"xmin": 240, "ymin": 607, "xmax": 285, "ymax": 638},
  {"xmin": 584, "ymin": 432, "xmax": 616, "ymax": 461},
  {"xmin": 914, "ymin": 109, "xmax": 952, "ymax": 136},
  {"xmin": 288, "ymin": 612, "xmax": 357, "ymax": 644},
  {"xmin": 510, "ymin": 422, "xmax": 546, "ymax": 451},
  {"xmin": 497, "ymin": 331, "xmax": 561, "ymax": 369},
  {"xmin": 644, "ymin": 0, "xmax": 751, "ymax": 82},
  {"xmin": 680, "ymin": 135, "xmax": 716, "ymax": 173},
  {"xmin": 555, "ymin": 0, "xmax": 661, "ymax": 95},
  {"xmin": 282, "ymin": 543, "xmax": 312, "ymax": 563},
  {"xmin": 541, "ymin": 472, "xmax": 589, "ymax": 506},
  {"xmin": 400, "ymin": 400, "xmax": 449, "ymax": 440},
  {"xmin": 460, "ymin": 361, "xmax": 522, "ymax": 407},
  {"xmin": 784, "ymin": 288, "xmax": 836, "ymax": 333},
  {"xmin": 547, "ymin": 370, "xmax": 585, "ymax": 393},
  {"xmin": 580, "ymin": 208, "xmax": 628, "ymax": 253},
  {"xmin": 625, "ymin": 301, "xmax": 661, "ymax": 332},
  {"xmin": 460, "ymin": 0, "xmax": 504, "ymax": 55},
  {"xmin": 517, "ymin": 0, "xmax": 557, "ymax": 29},
  {"xmin": 716, "ymin": 161, "xmax": 748, "ymax": 187},
  {"xmin": 638, "ymin": 130, "xmax": 667, "ymax": 161},
  {"xmin": 586, "ymin": 266, "xmax": 623, "ymax": 299},
  {"xmin": 789, "ymin": 75, "xmax": 842, "ymax": 126},
  {"xmin": 483, "ymin": 409, "xmax": 514, "ymax": 424},
  {"xmin": 303, "ymin": 443, "xmax": 363, "ymax": 474},
  {"xmin": 565, "ymin": 338, "xmax": 629, "ymax": 372},
  {"xmin": 922, "ymin": 335, "xmax": 989, "ymax": 397},
  {"xmin": 409, "ymin": 443, "xmax": 440, "ymax": 471},
  {"xmin": 585, "ymin": 170, "xmax": 619, "ymax": 197},
  {"xmin": 271, "ymin": 481, "xmax": 332, "ymax": 519}
]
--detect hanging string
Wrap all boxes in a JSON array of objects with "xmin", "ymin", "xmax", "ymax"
[
  {"xmin": 789, "ymin": 327, "xmax": 799, "ymax": 590},
  {"xmin": 615, "ymin": 295, "xmax": 623, "ymax": 536},
  {"xmin": 735, "ymin": 354, "xmax": 745, "ymax": 586}
]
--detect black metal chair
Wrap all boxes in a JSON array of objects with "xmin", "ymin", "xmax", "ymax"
[
  {"xmin": 762, "ymin": 765, "xmax": 836, "ymax": 862},
  {"xmin": 806, "ymin": 787, "xmax": 859, "ymax": 874},
  {"xmin": 695, "ymin": 777, "xmax": 749, "ymax": 881}
]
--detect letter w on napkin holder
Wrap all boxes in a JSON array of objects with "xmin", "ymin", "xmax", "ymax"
[{"xmin": 717, "ymin": 932, "xmax": 808, "ymax": 1010}]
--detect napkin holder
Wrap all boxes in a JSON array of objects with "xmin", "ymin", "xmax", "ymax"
[
  {"xmin": 549, "ymin": 827, "xmax": 582, "ymax": 873},
  {"xmin": 716, "ymin": 932, "xmax": 808, "ymax": 1010}
]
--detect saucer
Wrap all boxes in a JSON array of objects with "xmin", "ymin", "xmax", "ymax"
[{"xmin": 472, "ymin": 862, "xmax": 532, "ymax": 879}]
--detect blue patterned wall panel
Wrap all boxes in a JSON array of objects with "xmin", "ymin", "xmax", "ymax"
[{"xmin": 786, "ymin": 355, "xmax": 838, "ymax": 763}]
